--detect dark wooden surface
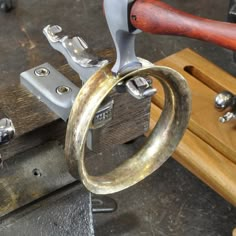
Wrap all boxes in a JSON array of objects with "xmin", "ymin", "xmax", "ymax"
[{"xmin": 131, "ymin": 0, "xmax": 236, "ymax": 51}]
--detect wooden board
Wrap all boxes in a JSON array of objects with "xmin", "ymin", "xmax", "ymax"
[
  {"xmin": 152, "ymin": 48, "xmax": 236, "ymax": 164},
  {"xmin": 148, "ymin": 49, "xmax": 236, "ymax": 205},
  {"xmin": 148, "ymin": 104, "xmax": 236, "ymax": 206}
]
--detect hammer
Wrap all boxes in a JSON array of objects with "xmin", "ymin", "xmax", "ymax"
[{"xmin": 104, "ymin": 0, "xmax": 236, "ymax": 75}]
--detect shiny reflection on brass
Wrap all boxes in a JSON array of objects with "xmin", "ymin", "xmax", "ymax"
[{"xmin": 65, "ymin": 60, "xmax": 191, "ymax": 195}]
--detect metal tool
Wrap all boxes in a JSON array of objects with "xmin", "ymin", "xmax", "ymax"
[
  {"xmin": 21, "ymin": 63, "xmax": 80, "ymax": 121},
  {"xmin": 43, "ymin": 25, "xmax": 108, "ymax": 83},
  {"xmin": 43, "ymin": 24, "xmax": 156, "ymax": 99},
  {"xmin": 0, "ymin": 112, "xmax": 15, "ymax": 145},
  {"xmin": 22, "ymin": 7, "xmax": 191, "ymax": 194},
  {"xmin": 65, "ymin": 59, "xmax": 191, "ymax": 194},
  {"xmin": 21, "ymin": 28, "xmax": 154, "ymax": 153},
  {"xmin": 125, "ymin": 76, "xmax": 156, "ymax": 100},
  {"xmin": 103, "ymin": 0, "xmax": 236, "ymax": 75},
  {"xmin": 103, "ymin": 0, "xmax": 142, "ymax": 75},
  {"xmin": 60, "ymin": 1, "xmax": 191, "ymax": 194},
  {"xmin": 215, "ymin": 91, "xmax": 236, "ymax": 123}
]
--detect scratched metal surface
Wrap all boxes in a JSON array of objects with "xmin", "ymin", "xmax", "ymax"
[
  {"xmin": 0, "ymin": 183, "xmax": 94, "ymax": 236},
  {"xmin": 0, "ymin": 0, "xmax": 236, "ymax": 235},
  {"xmin": 0, "ymin": 142, "xmax": 75, "ymax": 217}
]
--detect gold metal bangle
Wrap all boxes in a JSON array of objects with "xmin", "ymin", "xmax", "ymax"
[{"xmin": 65, "ymin": 60, "xmax": 191, "ymax": 195}]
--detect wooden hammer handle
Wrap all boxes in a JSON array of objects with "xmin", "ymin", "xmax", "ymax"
[{"xmin": 130, "ymin": 0, "xmax": 236, "ymax": 51}]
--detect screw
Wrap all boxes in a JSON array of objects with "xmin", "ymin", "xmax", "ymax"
[
  {"xmin": 56, "ymin": 86, "xmax": 71, "ymax": 95},
  {"xmin": 34, "ymin": 67, "xmax": 50, "ymax": 77},
  {"xmin": 32, "ymin": 168, "xmax": 42, "ymax": 177}
]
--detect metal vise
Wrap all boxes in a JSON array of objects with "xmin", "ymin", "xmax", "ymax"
[{"xmin": 20, "ymin": 25, "xmax": 154, "ymax": 153}]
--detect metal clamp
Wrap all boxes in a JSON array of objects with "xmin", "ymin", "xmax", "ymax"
[
  {"xmin": 21, "ymin": 63, "xmax": 80, "ymax": 121},
  {"xmin": 65, "ymin": 60, "xmax": 191, "ymax": 194},
  {"xmin": 43, "ymin": 25, "xmax": 109, "ymax": 83},
  {"xmin": 20, "ymin": 63, "xmax": 114, "ymax": 127},
  {"xmin": 126, "ymin": 76, "xmax": 156, "ymax": 99}
]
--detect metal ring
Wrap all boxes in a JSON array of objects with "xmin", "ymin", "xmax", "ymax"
[{"xmin": 65, "ymin": 62, "xmax": 191, "ymax": 194}]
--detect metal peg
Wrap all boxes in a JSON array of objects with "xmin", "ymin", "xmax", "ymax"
[
  {"xmin": 215, "ymin": 91, "xmax": 235, "ymax": 110},
  {"xmin": 215, "ymin": 91, "xmax": 236, "ymax": 123},
  {"xmin": 126, "ymin": 77, "xmax": 156, "ymax": 99},
  {"xmin": 219, "ymin": 111, "xmax": 236, "ymax": 123},
  {"xmin": 0, "ymin": 113, "xmax": 15, "ymax": 145}
]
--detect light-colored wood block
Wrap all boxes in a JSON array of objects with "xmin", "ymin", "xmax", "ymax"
[
  {"xmin": 148, "ymin": 49, "xmax": 236, "ymax": 205},
  {"xmin": 152, "ymin": 48, "xmax": 236, "ymax": 164},
  {"xmin": 148, "ymin": 104, "xmax": 236, "ymax": 206}
]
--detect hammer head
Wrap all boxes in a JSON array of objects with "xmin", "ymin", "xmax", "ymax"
[{"xmin": 104, "ymin": 0, "xmax": 142, "ymax": 76}]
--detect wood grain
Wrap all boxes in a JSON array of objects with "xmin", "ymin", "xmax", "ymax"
[
  {"xmin": 152, "ymin": 49, "xmax": 236, "ymax": 164},
  {"xmin": 148, "ymin": 104, "xmax": 236, "ymax": 206},
  {"xmin": 233, "ymin": 228, "xmax": 236, "ymax": 236},
  {"xmin": 131, "ymin": 0, "xmax": 236, "ymax": 51}
]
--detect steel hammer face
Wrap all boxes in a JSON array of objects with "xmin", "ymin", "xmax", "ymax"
[{"xmin": 103, "ymin": 0, "xmax": 142, "ymax": 76}]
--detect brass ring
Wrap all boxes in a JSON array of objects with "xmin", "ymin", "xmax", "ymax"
[{"xmin": 65, "ymin": 61, "xmax": 191, "ymax": 194}]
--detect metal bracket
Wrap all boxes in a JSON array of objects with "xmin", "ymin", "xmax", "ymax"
[
  {"xmin": 43, "ymin": 25, "xmax": 109, "ymax": 83},
  {"xmin": 21, "ymin": 63, "xmax": 79, "ymax": 121},
  {"xmin": 92, "ymin": 195, "xmax": 117, "ymax": 214},
  {"xmin": 20, "ymin": 63, "xmax": 114, "ymax": 151}
]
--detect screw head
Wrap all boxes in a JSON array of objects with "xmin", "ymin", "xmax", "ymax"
[
  {"xmin": 56, "ymin": 86, "xmax": 71, "ymax": 95},
  {"xmin": 32, "ymin": 168, "xmax": 42, "ymax": 177},
  {"xmin": 34, "ymin": 67, "xmax": 50, "ymax": 77}
]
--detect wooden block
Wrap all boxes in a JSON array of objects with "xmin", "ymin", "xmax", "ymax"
[
  {"xmin": 148, "ymin": 104, "xmax": 236, "ymax": 206},
  {"xmin": 152, "ymin": 48, "xmax": 236, "ymax": 164},
  {"xmin": 148, "ymin": 49, "xmax": 236, "ymax": 205}
]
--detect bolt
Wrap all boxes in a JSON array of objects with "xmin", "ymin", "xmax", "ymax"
[
  {"xmin": 219, "ymin": 111, "xmax": 235, "ymax": 123},
  {"xmin": 34, "ymin": 67, "xmax": 50, "ymax": 77},
  {"xmin": 126, "ymin": 77, "xmax": 156, "ymax": 100},
  {"xmin": 0, "ymin": 118, "xmax": 15, "ymax": 145},
  {"xmin": 56, "ymin": 86, "xmax": 71, "ymax": 95}
]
